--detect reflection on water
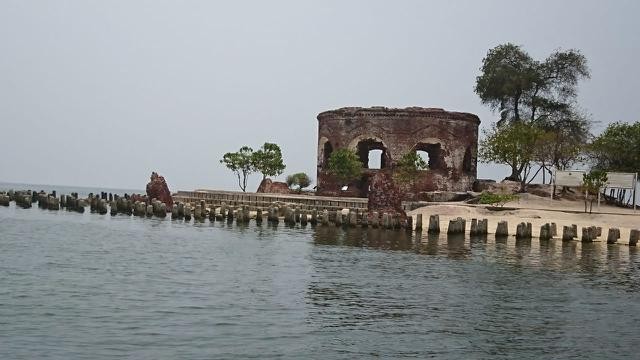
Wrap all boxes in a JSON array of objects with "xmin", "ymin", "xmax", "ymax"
[{"xmin": 1, "ymin": 202, "xmax": 640, "ymax": 359}]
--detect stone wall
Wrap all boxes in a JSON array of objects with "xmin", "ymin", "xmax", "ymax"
[{"xmin": 316, "ymin": 106, "xmax": 480, "ymax": 199}]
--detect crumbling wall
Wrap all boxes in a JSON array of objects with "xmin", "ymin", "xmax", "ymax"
[{"xmin": 316, "ymin": 107, "xmax": 480, "ymax": 199}]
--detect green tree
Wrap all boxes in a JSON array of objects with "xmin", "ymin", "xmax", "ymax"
[
  {"xmin": 475, "ymin": 43, "xmax": 589, "ymax": 124},
  {"xmin": 581, "ymin": 170, "xmax": 608, "ymax": 214},
  {"xmin": 475, "ymin": 43, "xmax": 591, "ymax": 181},
  {"xmin": 589, "ymin": 121, "xmax": 640, "ymax": 173},
  {"xmin": 286, "ymin": 172, "xmax": 311, "ymax": 193},
  {"xmin": 327, "ymin": 148, "xmax": 363, "ymax": 185},
  {"xmin": 252, "ymin": 142, "xmax": 286, "ymax": 180},
  {"xmin": 394, "ymin": 152, "xmax": 428, "ymax": 186},
  {"xmin": 538, "ymin": 111, "xmax": 591, "ymax": 171},
  {"xmin": 220, "ymin": 146, "xmax": 254, "ymax": 192},
  {"xmin": 479, "ymin": 122, "xmax": 546, "ymax": 192}
]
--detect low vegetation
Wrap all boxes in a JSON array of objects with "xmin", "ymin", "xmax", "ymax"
[
  {"xmin": 478, "ymin": 192, "xmax": 519, "ymax": 207},
  {"xmin": 286, "ymin": 172, "xmax": 311, "ymax": 193}
]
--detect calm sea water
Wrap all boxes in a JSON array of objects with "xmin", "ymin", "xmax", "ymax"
[{"xmin": 1, "ymin": 188, "xmax": 640, "ymax": 359}]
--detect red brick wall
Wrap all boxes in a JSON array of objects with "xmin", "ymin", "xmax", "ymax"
[{"xmin": 316, "ymin": 107, "xmax": 480, "ymax": 199}]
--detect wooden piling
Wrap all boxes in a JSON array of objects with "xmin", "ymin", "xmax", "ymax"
[
  {"xmin": 428, "ymin": 215, "xmax": 440, "ymax": 234},
  {"xmin": 361, "ymin": 212, "xmax": 368, "ymax": 228},
  {"xmin": 335, "ymin": 210, "xmax": 343, "ymax": 226},
  {"xmin": 310, "ymin": 209, "xmax": 318, "ymax": 225},
  {"xmin": 447, "ymin": 217, "xmax": 465, "ymax": 234},
  {"xmin": 415, "ymin": 214, "xmax": 423, "ymax": 231},
  {"xmin": 348, "ymin": 209, "xmax": 357, "ymax": 227},
  {"xmin": 562, "ymin": 226, "xmax": 575, "ymax": 241},
  {"xmin": 382, "ymin": 213, "xmax": 393, "ymax": 229},
  {"xmin": 495, "ymin": 221, "xmax": 509, "ymax": 237},
  {"xmin": 256, "ymin": 209, "xmax": 263, "ymax": 224},
  {"xmin": 539, "ymin": 223, "xmax": 552, "ymax": 240},
  {"xmin": 630, "ymin": 230, "xmax": 640, "ymax": 247},
  {"xmin": 581, "ymin": 226, "xmax": 598, "ymax": 242},
  {"xmin": 607, "ymin": 228, "xmax": 620, "ymax": 244},
  {"xmin": 515, "ymin": 222, "xmax": 532, "ymax": 239},
  {"xmin": 370, "ymin": 211, "xmax": 379, "ymax": 228},
  {"xmin": 321, "ymin": 209, "xmax": 329, "ymax": 225},
  {"xmin": 470, "ymin": 218, "xmax": 478, "ymax": 235}
]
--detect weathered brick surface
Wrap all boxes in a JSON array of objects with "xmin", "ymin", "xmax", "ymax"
[
  {"xmin": 367, "ymin": 171, "xmax": 406, "ymax": 217},
  {"xmin": 316, "ymin": 107, "xmax": 480, "ymax": 199},
  {"xmin": 256, "ymin": 178, "xmax": 292, "ymax": 194}
]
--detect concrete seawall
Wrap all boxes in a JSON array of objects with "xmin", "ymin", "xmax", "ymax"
[{"xmin": 174, "ymin": 190, "xmax": 392, "ymax": 212}]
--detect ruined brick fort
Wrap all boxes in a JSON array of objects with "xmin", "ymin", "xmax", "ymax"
[{"xmin": 316, "ymin": 107, "xmax": 480, "ymax": 200}]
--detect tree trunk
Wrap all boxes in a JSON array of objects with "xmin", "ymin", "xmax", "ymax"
[{"xmin": 505, "ymin": 164, "xmax": 520, "ymax": 181}]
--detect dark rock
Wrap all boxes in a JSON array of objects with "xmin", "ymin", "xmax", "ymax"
[{"xmin": 146, "ymin": 172, "xmax": 173, "ymax": 207}]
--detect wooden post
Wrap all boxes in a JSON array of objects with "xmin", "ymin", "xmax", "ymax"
[
  {"xmin": 415, "ymin": 214, "xmax": 423, "ymax": 231},
  {"xmin": 256, "ymin": 209, "xmax": 263, "ymax": 225},
  {"xmin": 335, "ymin": 210, "xmax": 343, "ymax": 226},
  {"xmin": 607, "ymin": 228, "xmax": 620, "ymax": 244},
  {"xmin": 470, "ymin": 218, "xmax": 478, "ymax": 235},
  {"xmin": 562, "ymin": 226, "xmax": 574, "ymax": 241},
  {"xmin": 321, "ymin": 209, "xmax": 329, "ymax": 225},
  {"xmin": 370, "ymin": 211, "xmax": 379, "ymax": 228},
  {"xmin": 447, "ymin": 217, "xmax": 465, "ymax": 234},
  {"xmin": 361, "ymin": 212, "xmax": 369, "ymax": 228},
  {"xmin": 428, "ymin": 215, "xmax": 440, "ymax": 234},
  {"xmin": 629, "ymin": 229, "xmax": 640, "ymax": 246},
  {"xmin": 348, "ymin": 209, "xmax": 357, "ymax": 227},
  {"xmin": 495, "ymin": 221, "xmax": 509, "ymax": 237}
]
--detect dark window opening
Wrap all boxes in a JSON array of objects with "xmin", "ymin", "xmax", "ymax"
[
  {"xmin": 414, "ymin": 143, "xmax": 442, "ymax": 170},
  {"xmin": 357, "ymin": 139, "xmax": 387, "ymax": 169},
  {"xmin": 323, "ymin": 142, "xmax": 333, "ymax": 166},
  {"xmin": 463, "ymin": 147, "xmax": 472, "ymax": 174}
]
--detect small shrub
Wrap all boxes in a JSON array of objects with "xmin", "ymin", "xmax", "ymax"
[
  {"xmin": 286, "ymin": 172, "xmax": 311, "ymax": 193},
  {"xmin": 478, "ymin": 192, "xmax": 518, "ymax": 207}
]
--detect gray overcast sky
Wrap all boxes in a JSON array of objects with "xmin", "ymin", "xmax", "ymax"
[{"xmin": 1, "ymin": 0, "xmax": 639, "ymax": 192}]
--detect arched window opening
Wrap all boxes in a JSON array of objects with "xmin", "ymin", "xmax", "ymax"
[
  {"xmin": 357, "ymin": 138, "xmax": 387, "ymax": 169},
  {"xmin": 323, "ymin": 142, "xmax": 333, "ymax": 166},
  {"xmin": 414, "ymin": 143, "xmax": 442, "ymax": 170},
  {"xmin": 367, "ymin": 149, "xmax": 383, "ymax": 169},
  {"xmin": 416, "ymin": 150, "xmax": 430, "ymax": 169},
  {"xmin": 463, "ymin": 147, "xmax": 473, "ymax": 174}
]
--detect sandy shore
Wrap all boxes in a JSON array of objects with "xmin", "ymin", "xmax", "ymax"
[{"xmin": 409, "ymin": 193, "xmax": 640, "ymax": 245}]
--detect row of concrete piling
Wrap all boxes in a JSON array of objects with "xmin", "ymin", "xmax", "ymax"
[{"xmin": 2, "ymin": 189, "xmax": 639, "ymax": 246}]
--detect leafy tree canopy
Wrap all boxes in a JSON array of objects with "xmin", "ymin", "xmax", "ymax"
[
  {"xmin": 479, "ymin": 122, "xmax": 546, "ymax": 191},
  {"xmin": 220, "ymin": 146, "xmax": 254, "ymax": 192},
  {"xmin": 252, "ymin": 142, "xmax": 286, "ymax": 180},
  {"xmin": 394, "ymin": 152, "xmax": 428, "ymax": 185},
  {"xmin": 589, "ymin": 121, "xmax": 640, "ymax": 173},
  {"xmin": 475, "ymin": 43, "xmax": 592, "ymax": 183},
  {"xmin": 286, "ymin": 172, "xmax": 311, "ymax": 192},
  {"xmin": 475, "ymin": 43, "xmax": 590, "ymax": 124},
  {"xmin": 327, "ymin": 148, "xmax": 363, "ymax": 185}
]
